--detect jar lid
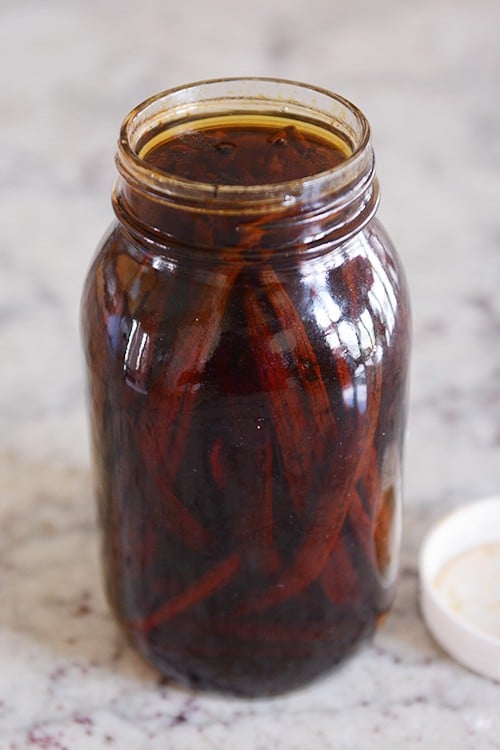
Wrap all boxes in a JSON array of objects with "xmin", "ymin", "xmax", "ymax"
[{"xmin": 419, "ymin": 496, "xmax": 500, "ymax": 681}]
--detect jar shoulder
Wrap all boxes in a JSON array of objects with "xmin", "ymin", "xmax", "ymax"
[
  {"xmin": 295, "ymin": 218, "xmax": 410, "ymax": 339},
  {"xmin": 81, "ymin": 218, "xmax": 410, "ymax": 364},
  {"xmin": 81, "ymin": 223, "xmax": 146, "ymax": 364},
  {"xmin": 82, "ymin": 222, "xmax": 127, "ymax": 294},
  {"xmin": 81, "ymin": 223, "xmax": 152, "ymax": 323},
  {"xmin": 364, "ymin": 217, "xmax": 408, "ymax": 285},
  {"xmin": 363, "ymin": 217, "xmax": 411, "ymax": 330}
]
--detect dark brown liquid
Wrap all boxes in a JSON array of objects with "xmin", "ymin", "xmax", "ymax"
[
  {"xmin": 83, "ymin": 114, "xmax": 410, "ymax": 696},
  {"xmin": 141, "ymin": 117, "xmax": 349, "ymax": 184}
]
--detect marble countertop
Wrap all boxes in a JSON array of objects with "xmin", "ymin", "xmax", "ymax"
[{"xmin": 1, "ymin": 0, "xmax": 500, "ymax": 747}]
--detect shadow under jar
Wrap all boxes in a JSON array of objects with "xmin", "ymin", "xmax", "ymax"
[{"xmin": 81, "ymin": 78, "xmax": 411, "ymax": 697}]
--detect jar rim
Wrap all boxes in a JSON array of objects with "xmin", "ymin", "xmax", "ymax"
[{"xmin": 116, "ymin": 77, "xmax": 374, "ymax": 214}]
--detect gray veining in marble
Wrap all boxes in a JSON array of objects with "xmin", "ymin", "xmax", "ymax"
[{"xmin": 1, "ymin": 0, "xmax": 500, "ymax": 747}]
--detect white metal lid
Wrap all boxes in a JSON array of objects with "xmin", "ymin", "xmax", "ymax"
[{"xmin": 419, "ymin": 496, "xmax": 500, "ymax": 681}]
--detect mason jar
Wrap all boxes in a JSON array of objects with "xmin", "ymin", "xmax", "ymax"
[{"xmin": 81, "ymin": 77, "xmax": 411, "ymax": 697}]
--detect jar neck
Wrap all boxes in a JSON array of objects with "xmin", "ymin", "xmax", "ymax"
[{"xmin": 113, "ymin": 78, "xmax": 379, "ymax": 258}]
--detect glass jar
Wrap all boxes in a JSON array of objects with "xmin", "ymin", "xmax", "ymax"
[{"xmin": 81, "ymin": 78, "xmax": 410, "ymax": 697}]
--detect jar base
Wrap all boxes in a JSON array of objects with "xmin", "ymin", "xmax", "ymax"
[{"xmin": 128, "ymin": 618, "xmax": 377, "ymax": 698}]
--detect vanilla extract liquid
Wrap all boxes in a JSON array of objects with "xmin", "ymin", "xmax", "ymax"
[{"xmin": 82, "ymin": 83, "xmax": 410, "ymax": 697}]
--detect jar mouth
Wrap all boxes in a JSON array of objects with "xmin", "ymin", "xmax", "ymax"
[{"xmin": 117, "ymin": 77, "xmax": 374, "ymax": 214}]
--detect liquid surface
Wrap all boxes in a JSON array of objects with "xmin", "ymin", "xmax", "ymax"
[{"xmin": 140, "ymin": 116, "xmax": 350, "ymax": 185}]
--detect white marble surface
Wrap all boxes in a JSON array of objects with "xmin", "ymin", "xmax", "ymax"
[{"xmin": 1, "ymin": 0, "xmax": 500, "ymax": 747}]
